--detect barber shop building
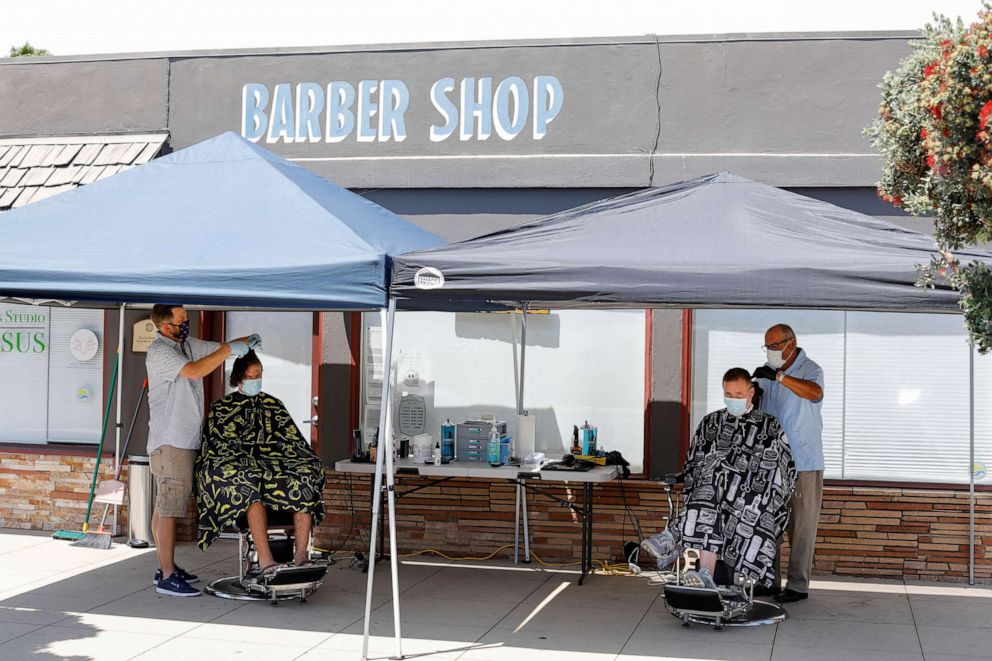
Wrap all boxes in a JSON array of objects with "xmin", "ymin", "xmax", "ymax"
[{"xmin": 0, "ymin": 30, "xmax": 988, "ymax": 583}]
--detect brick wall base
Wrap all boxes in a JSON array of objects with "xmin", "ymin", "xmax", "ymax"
[
  {"xmin": 315, "ymin": 472, "xmax": 992, "ymax": 584},
  {"xmin": 0, "ymin": 451, "xmax": 198, "ymax": 541},
  {"xmin": 0, "ymin": 452, "xmax": 129, "ymax": 534},
  {"xmin": 3, "ymin": 452, "xmax": 987, "ymax": 582}
]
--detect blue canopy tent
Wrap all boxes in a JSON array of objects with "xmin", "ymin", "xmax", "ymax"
[
  {"xmin": 0, "ymin": 132, "xmax": 442, "ymax": 660},
  {"xmin": 0, "ymin": 131, "xmax": 441, "ymax": 309}
]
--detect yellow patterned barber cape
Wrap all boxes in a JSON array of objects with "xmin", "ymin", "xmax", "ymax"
[{"xmin": 194, "ymin": 392, "xmax": 325, "ymax": 550}]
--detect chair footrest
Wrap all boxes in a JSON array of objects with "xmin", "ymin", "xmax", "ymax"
[
  {"xmin": 663, "ymin": 585, "xmax": 726, "ymax": 613},
  {"xmin": 260, "ymin": 564, "xmax": 328, "ymax": 586}
]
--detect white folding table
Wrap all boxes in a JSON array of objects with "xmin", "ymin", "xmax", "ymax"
[{"xmin": 335, "ymin": 458, "xmax": 619, "ymax": 584}]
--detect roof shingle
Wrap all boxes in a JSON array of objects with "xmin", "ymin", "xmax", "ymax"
[{"xmin": 0, "ymin": 134, "xmax": 167, "ymax": 211}]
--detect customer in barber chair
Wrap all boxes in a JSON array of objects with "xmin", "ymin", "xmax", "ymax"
[
  {"xmin": 194, "ymin": 350, "xmax": 325, "ymax": 575},
  {"xmin": 676, "ymin": 368, "xmax": 796, "ymax": 590}
]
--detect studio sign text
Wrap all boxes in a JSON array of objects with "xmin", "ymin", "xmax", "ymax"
[
  {"xmin": 0, "ymin": 330, "xmax": 46, "ymax": 354},
  {"xmin": 241, "ymin": 76, "xmax": 564, "ymax": 144}
]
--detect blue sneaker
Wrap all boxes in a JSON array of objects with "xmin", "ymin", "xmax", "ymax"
[
  {"xmin": 155, "ymin": 570, "xmax": 202, "ymax": 597},
  {"xmin": 152, "ymin": 566, "xmax": 199, "ymax": 586}
]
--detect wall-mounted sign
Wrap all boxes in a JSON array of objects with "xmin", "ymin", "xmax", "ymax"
[
  {"xmin": 241, "ymin": 76, "xmax": 564, "ymax": 145},
  {"xmin": 132, "ymin": 318, "xmax": 158, "ymax": 353},
  {"xmin": 69, "ymin": 329, "xmax": 99, "ymax": 361},
  {"xmin": 0, "ymin": 306, "xmax": 48, "ymax": 354}
]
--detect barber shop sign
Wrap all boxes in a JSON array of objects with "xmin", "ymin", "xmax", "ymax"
[{"xmin": 241, "ymin": 76, "xmax": 564, "ymax": 144}]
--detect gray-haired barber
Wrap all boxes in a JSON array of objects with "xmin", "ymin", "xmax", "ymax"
[{"xmin": 753, "ymin": 323, "xmax": 824, "ymax": 603}]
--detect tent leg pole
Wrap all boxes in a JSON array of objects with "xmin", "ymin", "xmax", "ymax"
[
  {"xmin": 514, "ymin": 481, "xmax": 521, "ymax": 564},
  {"xmin": 383, "ymin": 300, "xmax": 404, "ymax": 660},
  {"xmin": 517, "ymin": 303, "xmax": 531, "ymax": 563},
  {"xmin": 115, "ymin": 304, "xmax": 124, "ymax": 472},
  {"xmin": 518, "ymin": 303, "xmax": 528, "ymax": 414},
  {"xmin": 113, "ymin": 303, "xmax": 125, "ymax": 536},
  {"xmin": 362, "ymin": 300, "xmax": 399, "ymax": 660},
  {"xmin": 511, "ymin": 312, "xmax": 521, "ymax": 414},
  {"xmin": 969, "ymin": 342, "xmax": 975, "ymax": 586},
  {"xmin": 511, "ymin": 309, "xmax": 523, "ymax": 565},
  {"xmin": 523, "ymin": 485, "xmax": 530, "ymax": 562}
]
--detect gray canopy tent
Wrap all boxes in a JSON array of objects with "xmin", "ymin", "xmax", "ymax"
[
  {"xmin": 362, "ymin": 172, "xmax": 992, "ymax": 658},
  {"xmin": 391, "ymin": 172, "xmax": 985, "ymax": 311}
]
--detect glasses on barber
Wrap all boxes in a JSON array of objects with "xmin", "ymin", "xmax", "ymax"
[{"xmin": 761, "ymin": 338, "xmax": 792, "ymax": 351}]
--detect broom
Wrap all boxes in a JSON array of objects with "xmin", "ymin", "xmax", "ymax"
[
  {"xmin": 52, "ymin": 353, "xmax": 119, "ymax": 541},
  {"xmin": 72, "ymin": 378, "xmax": 148, "ymax": 550}
]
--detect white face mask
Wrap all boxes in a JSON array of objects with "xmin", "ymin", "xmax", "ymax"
[
  {"xmin": 766, "ymin": 341, "xmax": 794, "ymax": 369},
  {"xmin": 724, "ymin": 396, "xmax": 748, "ymax": 417},
  {"xmin": 241, "ymin": 378, "xmax": 262, "ymax": 397}
]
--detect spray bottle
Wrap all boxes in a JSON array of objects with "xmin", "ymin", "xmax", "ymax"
[
  {"xmin": 441, "ymin": 418, "xmax": 456, "ymax": 461},
  {"xmin": 487, "ymin": 421, "xmax": 502, "ymax": 466}
]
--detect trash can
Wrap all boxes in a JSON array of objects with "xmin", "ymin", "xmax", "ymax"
[{"xmin": 127, "ymin": 455, "xmax": 154, "ymax": 548}]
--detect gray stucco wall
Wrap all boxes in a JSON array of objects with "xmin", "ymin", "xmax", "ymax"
[
  {"xmin": 1, "ymin": 32, "xmax": 913, "ymax": 187},
  {"xmin": 0, "ymin": 58, "xmax": 169, "ymax": 137}
]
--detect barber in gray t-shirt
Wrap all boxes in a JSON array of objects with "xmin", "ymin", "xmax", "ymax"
[{"xmin": 145, "ymin": 304, "xmax": 259, "ymax": 597}]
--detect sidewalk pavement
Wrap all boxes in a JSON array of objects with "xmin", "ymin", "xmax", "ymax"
[{"xmin": 0, "ymin": 528, "xmax": 989, "ymax": 660}]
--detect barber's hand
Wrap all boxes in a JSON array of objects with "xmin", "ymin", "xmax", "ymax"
[
  {"xmin": 228, "ymin": 339, "xmax": 250, "ymax": 357},
  {"xmin": 753, "ymin": 365, "xmax": 778, "ymax": 381},
  {"xmin": 247, "ymin": 333, "xmax": 262, "ymax": 350}
]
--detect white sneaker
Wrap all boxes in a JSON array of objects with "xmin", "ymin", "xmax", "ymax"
[
  {"xmin": 682, "ymin": 570, "xmax": 705, "ymax": 587},
  {"xmin": 683, "ymin": 569, "xmax": 718, "ymax": 589},
  {"xmin": 641, "ymin": 530, "xmax": 680, "ymax": 568},
  {"xmin": 640, "ymin": 533, "xmax": 669, "ymax": 559},
  {"xmin": 698, "ymin": 568, "xmax": 718, "ymax": 589}
]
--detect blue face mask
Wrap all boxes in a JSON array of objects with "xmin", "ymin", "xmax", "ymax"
[
  {"xmin": 724, "ymin": 396, "xmax": 748, "ymax": 417},
  {"xmin": 167, "ymin": 320, "xmax": 190, "ymax": 341},
  {"xmin": 241, "ymin": 378, "xmax": 262, "ymax": 397}
]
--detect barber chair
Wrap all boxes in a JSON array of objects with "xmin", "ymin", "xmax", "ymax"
[
  {"xmin": 662, "ymin": 552, "xmax": 788, "ymax": 629},
  {"xmin": 204, "ymin": 508, "xmax": 328, "ymax": 604},
  {"xmin": 656, "ymin": 474, "xmax": 787, "ymax": 629}
]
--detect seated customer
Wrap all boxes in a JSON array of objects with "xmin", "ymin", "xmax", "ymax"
[
  {"xmin": 676, "ymin": 367, "xmax": 796, "ymax": 589},
  {"xmin": 194, "ymin": 351, "xmax": 325, "ymax": 573}
]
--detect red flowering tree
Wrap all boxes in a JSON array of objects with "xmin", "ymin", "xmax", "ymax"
[{"xmin": 867, "ymin": 8, "xmax": 992, "ymax": 352}]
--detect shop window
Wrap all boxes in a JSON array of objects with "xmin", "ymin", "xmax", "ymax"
[
  {"xmin": 0, "ymin": 304, "xmax": 105, "ymax": 444},
  {"xmin": 361, "ymin": 310, "xmax": 648, "ymax": 472},
  {"xmin": 224, "ymin": 312, "xmax": 315, "ymax": 439},
  {"xmin": 692, "ymin": 309, "xmax": 992, "ymax": 485}
]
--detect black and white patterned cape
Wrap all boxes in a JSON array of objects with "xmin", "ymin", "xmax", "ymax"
[{"xmin": 674, "ymin": 407, "xmax": 796, "ymax": 586}]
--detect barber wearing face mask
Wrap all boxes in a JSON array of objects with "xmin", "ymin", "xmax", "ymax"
[
  {"xmin": 753, "ymin": 324, "xmax": 824, "ymax": 603},
  {"xmin": 145, "ymin": 304, "xmax": 260, "ymax": 597}
]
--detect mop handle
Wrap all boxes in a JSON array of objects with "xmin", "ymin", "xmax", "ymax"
[{"xmin": 83, "ymin": 353, "xmax": 119, "ymax": 531}]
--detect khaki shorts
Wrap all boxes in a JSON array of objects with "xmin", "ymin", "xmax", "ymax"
[{"xmin": 149, "ymin": 446, "xmax": 196, "ymax": 518}]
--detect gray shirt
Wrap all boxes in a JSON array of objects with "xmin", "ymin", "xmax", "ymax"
[{"xmin": 145, "ymin": 334, "xmax": 221, "ymax": 454}]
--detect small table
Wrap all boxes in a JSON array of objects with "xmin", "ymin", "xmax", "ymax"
[{"xmin": 334, "ymin": 458, "xmax": 619, "ymax": 584}]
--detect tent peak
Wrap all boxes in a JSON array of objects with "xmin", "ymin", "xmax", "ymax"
[{"xmin": 157, "ymin": 131, "xmax": 288, "ymax": 166}]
